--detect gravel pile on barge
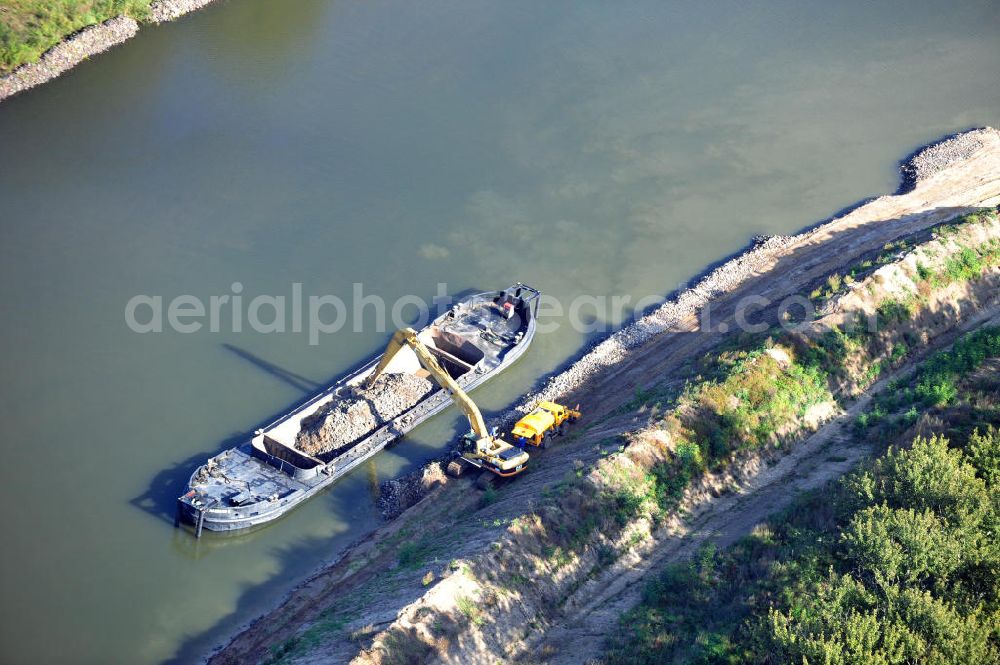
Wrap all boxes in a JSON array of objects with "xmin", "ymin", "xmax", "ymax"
[{"xmin": 296, "ymin": 373, "xmax": 434, "ymax": 456}]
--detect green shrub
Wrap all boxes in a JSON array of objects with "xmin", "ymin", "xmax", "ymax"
[
  {"xmin": 612, "ymin": 488, "xmax": 647, "ymax": 525},
  {"xmin": 397, "ymin": 540, "xmax": 431, "ymax": 569},
  {"xmin": 916, "ymin": 262, "xmax": 935, "ymax": 282},
  {"xmin": 941, "ymin": 246, "xmax": 985, "ymax": 284},
  {"xmin": 916, "ymin": 375, "xmax": 958, "ymax": 406},
  {"xmin": 479, "ymin": 485, "xmax": 498, "ymax": 508},
  {"xmin": 877, "ymin": 296, "xmax": 918, "ymax": 326},
  {"xmin": 890, "ymin": 341, "xmax": 909, "ymax": 364}
]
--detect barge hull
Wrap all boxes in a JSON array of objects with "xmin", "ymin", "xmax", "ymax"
[{"xmin": 178, "ymin": 284, "xmax": 540, "ymax": 535}]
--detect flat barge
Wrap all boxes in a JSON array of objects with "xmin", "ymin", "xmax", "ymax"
[{"xmin": 177, "ymin": 283, "xmax": 540, "ymax": 536}]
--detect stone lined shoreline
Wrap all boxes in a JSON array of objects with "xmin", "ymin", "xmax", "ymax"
[
  {"xmin": 900, "ymin": 128, "xmax": 990, "ymax": 192},
  {"xmin": 378, "ymin": 127, "xmax": 999, "ymax": 519},
  {"xmin": 499, "ymin": 127, "xmax": 998, "ymax": 425},
  {"xmin": 0, "ymin": 0, "xmax": 219, "ymax": 103}
]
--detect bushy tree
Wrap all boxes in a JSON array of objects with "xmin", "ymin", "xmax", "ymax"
[
  {"xmin": 759, "ymin": 435, "xmax": 1000, "ymax": 664},
  {"xmin": 967, "ymin": 426, "xmax": 1000, "ymax": 488},
  {"xmin": 844, "ymin": 436, "xmax": 989, "ymax": 528},
  {"xmin": 840, "ymin": 505, "xmax": 963, "ymax": 595}
]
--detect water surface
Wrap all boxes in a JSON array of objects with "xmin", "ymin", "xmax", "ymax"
[{"xmin": 0, "ymin": 0, "xmax": 997, "ymax": 662}]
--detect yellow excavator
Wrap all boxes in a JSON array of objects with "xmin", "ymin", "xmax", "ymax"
[{"xmin": 365, "ymin": 328, "xmax": 530, "ymax": 483}]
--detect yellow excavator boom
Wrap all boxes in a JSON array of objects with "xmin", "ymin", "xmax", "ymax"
[
  {"xmin": 367, "ymin": 327, "xmax": 529, "ymax": 479},
  {"xmin": 365, "ymin": 328, "xmax": 490, "ymax": 439}
]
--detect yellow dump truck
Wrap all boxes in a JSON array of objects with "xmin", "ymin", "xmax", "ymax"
[{"xmin": 511, "ymin": 401, "xmax": 581, "ymax": 448}]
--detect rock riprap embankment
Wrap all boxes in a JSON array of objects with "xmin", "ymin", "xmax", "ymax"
[
  {"xmin": 149, "ymin": 0, "xmax": 220, "ymax": 23},
  {"xmin": 0, "ymin": 17, "xmax": 139, "ymax": 102},
  {"xmin": 901, "ymin": 128, "xmax": 991, "ymax": 189},
  {"xmin": 296, "ymin": 373, "xmax": 434, "ymax": 456},
  {"xmin": 0, "ymin": 0, "xmax": 222, "ymax": 102}
]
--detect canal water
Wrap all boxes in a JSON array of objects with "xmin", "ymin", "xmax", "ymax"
[{"xmin": 0, "ymin": 0, "xmax": 997, "ymax": 662}]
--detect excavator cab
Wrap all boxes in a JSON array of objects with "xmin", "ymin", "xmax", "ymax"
[
  {"xmin": 454, "ymin": 430, "xmax": 528, "ymax": 477},
  {"xmin": 457, "ymin": 431, "xmax": 482, "ymax": 455}
]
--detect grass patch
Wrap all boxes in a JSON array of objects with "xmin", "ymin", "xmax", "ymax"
[
  {"xmin": 265, "ymin": 610, "xmax": 347, "ymax": 665},
  {"xmin": 859, "ymin": 325, "xmax": 1000, "ymax": 431},
  {"xmin": 397, "ymin": 538, "xmax": 436, "ymax": 570},
  {"xmin": 876, "ymin": 294, "xmax": 920, "ymax": 326},
  {"xmin": 914, "ymin": 209, "xmax": 1000, "ymax": 288},
  {"xmin": 1, "ymin": 0, "xmax": 153, "ymax": 74},
  {"xmin": 683, "ymin": 347, "xmax": 831, "ymax": 464},
  {"xmin": 479, "ymin": 484, "xmax": 498, "ymax": 508},
  {"xmin": 455, "ymin": 595, "xmax": 485, "ymax": 626}
]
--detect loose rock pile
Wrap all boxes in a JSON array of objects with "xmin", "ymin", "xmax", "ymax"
[
  {"xmin": 149, "ymin": 0, "xmax": 219, "ymax": 23},
  {"xmin": 378, "ymin": 462, "xmax": 448, "ymax": 519},
  {"xmin": 296, "ymin": 373, "xmax": 434, "ymax": 456},
  {"xmin": 0, "ymin": 17, "xmax": 139, "ymax": 102},
  {"xmin": 901, "ymin": 128, "xmax": 989, "ymax": 190}
]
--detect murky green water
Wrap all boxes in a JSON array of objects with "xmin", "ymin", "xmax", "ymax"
[{"xmin": 0, "ymin": 0, "xmax": 997, "ymax": 662}]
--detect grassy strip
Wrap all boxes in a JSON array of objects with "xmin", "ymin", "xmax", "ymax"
[
  {"xmin": 810, "ymin": 207, "xmax": 1000, "ymax": 308},
  {"xmin": 800, "ymin": 207, "xmax": 1000, "ymax": 401},
  {"xmin": 603, "ymin": 384, "xmax": 1000, "ymax": 664},
  {"xmin": 610, "ymin": 343, "xmax": 828, "ymax": 522},
  {"xmin": 1, "ymin": 0, "xmax": 152, "ymax": 74},
  {"xmin": 810, "ymin": 238, "xmax": 912, "ymax": 302},
  {"xmin": 872, "ymin": 210, "xmax": 1000, "ymax": 328},
  {"xmin": 858, "ymin": 326, "xmax": 1000, "ymax": 431}
]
